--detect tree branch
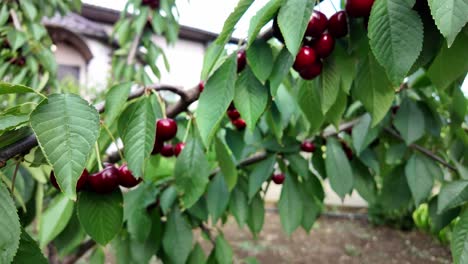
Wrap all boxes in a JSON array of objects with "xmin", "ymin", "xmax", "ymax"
[
  {"xmin": 61, "ymin": 240, "xmax": 96, "ymax": 264},
  {"xmin": 199, "ymin": 223, "xmax": 215, "ymax": 245}
]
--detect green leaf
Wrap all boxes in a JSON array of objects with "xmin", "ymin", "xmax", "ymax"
[
  {"xmin": 0, "ymin": 181, "xmax": 21, "ymax": 264},
  {"xmin": 104, "ymin": 82, "xmax": 132, "ymax": 126},
  {"xmin": 394, "ymin": 99, "xmax": 425, "ymax": 145},
  {"xmin": 427, "ymin": 31, "xmax": 468, "ymax": 90},
  {"xmin": 215, "ymin": 235, "xmax": 233, "ymax": 264},
  {"xmin": 352, "ymin": 113, "xmax": 380, "ymax": 154},
  {"xmin": 247, "ymin": 194, "xmax": 264, "ymax": 236},
  {"xmin": 246, "ymin": 40, "xmax": 274, "ymax": 82},
  {"xmin": 89, "ymin": 247, "xmax": 105, "ymax": 264},
  {"xmin": 277, "ymin": 0, "xmax": 314, "ymax": 55},
  {"xmin": 268, "ymin": 47, "xmax": 295, "ymax": 96},
  {"xmin": 318, "ymin": 56, "xmax": 341, "ymax": 114},
  {"xmin": 124, "ymin": 184, "xmax": 157, "ymax": 242},
  {"xmin": 325, "ymin": 89, "xmax": 347, "ymax": 129},
  {"xmin": 278, "ymin": 171, "xmax": 303, "ymax": 235},
  {"xmin": 77, "ymin": 190, "xmax": 123, "ymax": 245},
  {"xmin": 248, "ymin": 155, "xmax": 276, "ymax": 200},
  {"xmin": 428, "ymin": 197, "xmax": 460, "ymax": 233},
  {"xmin": 0, "ymin": 82, "xmax": 39, "ymax": 95},
  {"xmin": 452, "ymin": 209, "xmax": 468, "ymax": 264},
  {"xmin": 197, "ymin": 55, "xmax": 237, "ymax": 147},
  {"xmin": 334, "ymin": 44, "xmax": 356, "ymax": 94},
  {"xmin": 352, "ymin": 160, "xmax": 377, "ymax": 205},
  {"xmin": 353, "ymin": 52, "xmax": 394, "ymax": 126},
  {"xmin": 0, "ymin": 114, "xmax": 29, "ymax": 132},
  {"xmin": 325, "ymin": 138, "xmax": 354, "ymax": 199},
  {"xmin": 174, "ymin": 138, "xmax": 210, "ymax": 208},
  {"xmin": 428, "ymin": 0, "xmax": 468, "ymax": 47},
  {"xmin": 247, "ymin": 0, "xmax": 284, "ymax": 46},
  {"xmin": 380, "ymin": 166, "xmax": 412, "ymax": 210},
  {"xmin": 118, "ymin": 96, "xmax": 156, "ymax": 178},
  {"xmin": 160, "ymin": 186, "xmax": 177, "ymax": 215},
  {"xmin": 438, "ymin": 180, "xmax": 468, "ymax": 213},
  {"xmin": 299, "ymin": 184, "xmax": 322, "ymax": 232},
  {"xmin": 215, "ymin": 137, "xmax": 238, "ymax": 190},
  {"xmin": 229, "ymin": 187, "xmax": 249, "ymax": 227},
  {"xmin": 297, "ymin": 80, "xmax": 324, "ymax": 133},
  {"xmin": 405, "ymin": 154, "xmax": 440, "ymax": 206},
  {"xmin": 162, "ymin": 208, "xmax": 193, "ymax": 264},
  {"xmin": 30, "ymin": 94, "xmax": 100, "ymax": 200},
  {"xmin": 12, "ymin": 229, "xmax": 48, "ymax": 264},
  {"xmin": 188, "ymin": 243, "xmax": 206, "ymax": 264},
  {"xmin": 19, "ymin": 0, "xmax": 37, "ymax": 20},
  {"xmin": 368, "ymin": 0, "xmax": 423, "ymax": 84},
  {"xmin": 7, "ymin": 29, "xmax": 27, "ymax": 51},
  {"xmin": 234, "ymin": 68, "xmax": 269, "ymax": 131},
  {"xmin": 39, "ymin": 194, "xmax": 73, "ymax": 248},
  {"xmin": 207, "ymin": 173, "xmax": 230, "ymax": 223}
]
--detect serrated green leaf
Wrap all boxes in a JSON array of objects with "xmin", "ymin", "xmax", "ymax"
[
  {"xmin": 428, "ymin": 0, "xmax": 468, "ymax": 47},
  {"xmin": 30, "ymin": 94, "xmax": 100, "ymax": 200},
  {"xmin": 368, "ymin": 0, "xmax": 423, "ymax": 84},
  {"xmin": 174, "ymin": 138, "xmax": 210, "ymax": 208},
  {"xmin": 297, "ymin": 80, "xmax": 324, "ymax": 133},
  {"xmin": 352, "ymin": 160, "xmax": 377, "ymax": 205},
  {"xmin": 104, "ymin": 82, "xmax": 132, "ymax": 126},
  {"xmin": 248, "ymin": 155, "xmax": 276, "ymax": 199},
  {"xmin": 0, "ymin": 82, "xmax": 41, "ymax": 95},
  {"xmin": 334, "ymin": 44, "xmax": 356, "ymax": 94},
  {"xmin": 207, "ymin": 173, "xmax": 230, "ymax": 223},
  {"xmin": 39, "ymin": 194, "xmax": 74, "ymax": 248},
  {"xmin": 124, "ymin": 184, "xmax": 158, "ymax": 242},
  {"xmin": 77, "ymin": 190, "xmax": 123, "ymax": 245},
  {"xmin": 215, "ymin": 235, "xmax": 233, "ymax": 264},
  {"xmin": 0, "ymin": 181, "xmax": 21, "ymax": 264},
  {"xmin": 246, "ymin": 40, "xmax": 274, "ymax": 82},
  {"xmin": 229, "ymin": 187, "xmax": 249, "ymax": 227},
  {"xmin": 452, "ymin": 209, "xmax": 468, "ymax": 264},
  {"xmin": 247, "ymin": 194, "xmax": 264, "ymax": 236},
  {"xmin": 352, "ymin": 114, "xmax": 380, "ymax": 154},
  {"xmin": 269, "ymin": 47, "xmax": 294, "ymax": 96},
  {"xmin": 215, "ymin": 137, "xmax": 238, "ymax": 190},
  {"xmin": 278, "ymin": 171, "xmax": 303, "ymax": 235},
  {"xmin": 234, "ymin": 68, "xmax": 268, "ymax": 131},
  {"xmin": 247, "ymin": 0, "xmax": 284, "ymax": 46},
  {"xmin": 118, "ymin": 96, "xmax": 155, "ymax": 178},
  {"xmin": 405, "ymin": 154, "xmax": 440, "ymax": 206},
  {"xmin": 160, "ymin": 186, "xmax": 177, "ymax": 215},
  {"xmin": 394, "ymin": 99, "xmax": 425, "ymax": 145},
  {"xmin": 162, "ymin": 208, "xmax": 193, "ymax": 264},
  {"xmin": 325, "ymin": 89, "xmax": 347, "ymax": 129},
  {"xmin": 197, "ymin": 55, "xmax": 237, "ymax": 147},
  {"xmin": 438, "ymin": 180, "xmax": 468, "ymax": 213},
  {"xmin": 353, "ymin": 52, "xmax": 394, "ymax": 126},
  {"xmin": 0, "ymin": 114, "xmax": 29, "ymax": 132},
  {"xmin": 325, "ymin": 138, "xmax": 354, "ymax": 199},
  {"xmin": 13, "ymin": 229, "xmax": 48, "ymax": 264},
  {"xmin": 318, "ymin": 56, "xmax": 341, "ymax": 114}
]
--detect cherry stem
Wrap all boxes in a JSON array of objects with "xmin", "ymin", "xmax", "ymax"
[
  {"xmin": 101, "ymin": 122, "xmax": 125, "ymax": 163},
  {"xmin": 182, "ymin": 116, "xmax": 192, "ymax": 143},
  {"xmin": 11, "ymin": 161, "xmax": 20, "ymax": 194},
  {"xmin": 95, "ymin": 142, "xmax": 104, "ymax": 171},
  {"xmin": 329, "ymin": 0, "xmax": 338, "ymax": 12},
  {"xmin": 151, "ymin": 89, "xmax": 167, "ymax": 118}
]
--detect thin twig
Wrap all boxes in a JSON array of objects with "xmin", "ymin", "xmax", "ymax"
[
  {"xmin": 61, "ymin": 240, "xmax": 96, "ymax": 264},
  {"xmin": 9, "ymin": 10, "xmax": 22, "ymax": 31},
  {"xmin": 200, "ymin": 223, "xmax": 215, "ymax": 245}
]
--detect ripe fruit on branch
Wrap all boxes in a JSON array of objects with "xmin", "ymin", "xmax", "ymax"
[
  {"xmin": 198, "ymin": 81, "xmax": 205, "ymax": 92},
  {"xmin": 118, "ymin": 164, "xmax": 142, "ymax": 188},
  {"xmin": 152, "ymin": 140, "xmax": 163, "ymax": 154},
  {"xmin": 305, "ymin": 11, "xmax": 328, "ymax": 38},
  {"xmin": 300, "ymin": 140, "xmax": 316, "ymax": 153},
  {"xmin": 232, "ymin": 119, "xmax": 246, "ymax": 130},
  {"xmin": 160, "ymin": 144, "xmax": 175, "ymax": 157},
  {"xmin": 328, "ymin": 11, "xmax": 348, "ymax": 38},
  {"xmin": 156, "ymin": 118, "xmax": 178, "ymax": 141},
  {"xmin": 237, "ymin": 50, "xmax": 247, "ymax": 73},
  {"xmin": 271, "ymin": 173, "xmax": 285, "ymax": 184},
  {"xmin": 142, "ymin": 0, "xmax": 160, "ymax": 9},
  {"xmin": 299, "ymin": 60, "xmax": 323, "ymax": 80},
  {"xmin": 313, "ymin": 33, "xmax": 335, "ymax": 58},
  {"xmin": 345, "ymin": 0, "xmax": 375, "ymax": 18},
  {"xmin": 227, "ymin": 109, "xmax": 241, "ymax": 120},
  {"xmin": 174, "ymin": 142, "xmax": 185, "ymax": 157},
  {"xmin": 50, "ymin": 169, "xmax": 89, "ymax": 192},
  {"xmin": 293, "ymin": 46, "xmax": 317, "ymax": 71},
  {"xmin": 89, "ymin": 166, "xmax": 120, "ymax": 193}
]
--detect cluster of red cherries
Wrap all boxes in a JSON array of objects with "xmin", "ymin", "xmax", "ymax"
[
  {"xmin": 152, "ymin": 118, "xmax": 185, "ymax": 157},
  {"xmin": 227, "ymin": 103, "xmax": 246, "ymax": 131},
  {"xmin": 50, "ymin": 163, "xmax": 141, "ymax": 194}
]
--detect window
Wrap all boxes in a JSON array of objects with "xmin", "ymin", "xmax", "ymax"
[{"xmin": 57, "ymin": 64, "xmax": 80, "ymax": 82}]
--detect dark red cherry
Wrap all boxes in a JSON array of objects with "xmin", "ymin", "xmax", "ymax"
[
  {"xmin": 237, "ymin": 50, "xmax": 247, "ymax": 73},
  {"xmin": 305, "ymin": 11, "xmax": 328, "ymax": 38},
  {"xmin": 271, "ymin": 173, "xmax": 285, "ymax": 184},
  {"xmin": 313, "ymin": 33, "xmax": 335, "ymax": 58},
  {"xmin": 142, "ymin": 0, "xmax": 160, "ymax": 9},
  {"xmin": 232, "ymin": 119, "xmax": 246, "ymax": 130},
  {"xmin": 299, "ymin": 60, "xmax": 323, "ymax": 80},
  {"xmin": 160, "ymin": 144, "xmax": 174, "ymax": 157},
  {"xmin": 50, "ymin": 169, "xmax": 89, "ymax": 192},
  {"xmin": 328, "ymin": 11, "xmax": 348, "ymax": 38},
  {"xmin": 118, "ymin": 164, "xmax": 142, "ymax": 188},
  {"xmin": 300, "ymin": 141, "xmax": 316, "ymax": 153},
  {"xmin": 227, "ymin": 109, "xmax": 241, "ymax": 120},
  {"xmin": 152, "ymin": 140, "xmax": 163, "ymax": 154},
  {"xmin": 174, "ymin": 142, "xmax": 186, "ymax": 157},
  {"xmin": 198, "ymin": 81, "xmax": 205, "ymax": 92},
  {"xmin": 88, "ymin": 166, "xmax": 120, "ymax": 194},
  {"xmin": 156, "ymin": 118, "xmax": 178, "ymax": 141},
  {"xmin": 293, "ymin": 46, "xmax": 317, "ymax": 72},
  {"xmin": 345, "ymin": 0, "xmax": 375, "ymax": 18}
]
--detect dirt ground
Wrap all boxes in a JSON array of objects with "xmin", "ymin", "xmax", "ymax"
[{"xmin": 196, "ymin": 211, "xmax": 451, "ymax": 264}]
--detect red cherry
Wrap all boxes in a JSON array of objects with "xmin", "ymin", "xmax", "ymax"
[
  {"xmin": 88, "ymin": 166, "xmax": 120, "ymax": 194},
  {"xmin": 299, "ymin": 60, "xmax": 323, "ymax": 80},
  {"xmin": 271, "ymin": 173, "xmax": 285, "ymax": 185},
  {"xmin": 232, "ymin": 119, "xmax": 246, "ymax": 130},
  {"xmin": 174, "ymin": 142, "xmax": 186, "ymax": 157},
  {"xmin": 198, "ymin": 81, "xmax": 205, "ymax": 92},
  {"xmin": 328, "ymin": 11, "xmax": 348, "ymax": 38},
  {"xmin": 305, "ymin": 11, "xmax": 328, "ymax": 38},
  {"xmin": 142, "ymin": 0, "xmax": 160, "ymax": 9},
  {"xmin": 118, "ymin": 164, "xmax": 142, "ymax": 188},
  {"xmin": 50, "ymin": 169, "xmax": 89, "ymax": 191},
  {"xmin": 293, "ymin": 46, "xmax": 317, "ymax": 72},
  {"xmin": 300, "ymin": 141, "xmax": 316, "ymax": 153},
  {"xmin": 227, "ymin": 109, "xmax": 241, "ymax": 120},
  {"xmin": 228, "ymin": 102, "xmax": 235, "ymax": 110},
  {"xmin": 152, "ymin": 140, "xmax": 163, "ymax": 154},
  {"xmin": 313, "ymin": 33, "xmax": 335, "ymax": 58},
  {"xmin": 160, "ymin": 144, "xmax": 174, "ymax": 157},
  {"xmin": 237, "ymin": 50, "xmax": 247, "ymax": 73},
  {"xmin": 345, "ymin": 0, "xmax": 375, "ymax": 18},
  {"xmin": 156, "ymin": 118, "xmax": 178, "ymax": 141}
]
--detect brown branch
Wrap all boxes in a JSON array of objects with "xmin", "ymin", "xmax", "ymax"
[
  {"xmin": 61, "ymin": 240, "xmax": 96, "ymax": 264},
  {"xmin": 199, "ymin": 223, "xmax": 215, "ymax": 245},
  {"xmin": 321, "ymin": 119, "xmax": 360, "ymax": 138},
  {"xmin": 9, "ymin": 10, "xmax": 22, "ymax": 31},
  {"xmin": 383, "ymin": 127, "xmax": 457, "ymax": 172},
  {"xmin": 47, "ymin": 244, "xmax": 60, "ymax": 264}
]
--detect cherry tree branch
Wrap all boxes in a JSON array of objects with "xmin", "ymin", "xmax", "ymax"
[{"xmin": 61, "ymin": 240, "xmax": 96, "ymax": 264}]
